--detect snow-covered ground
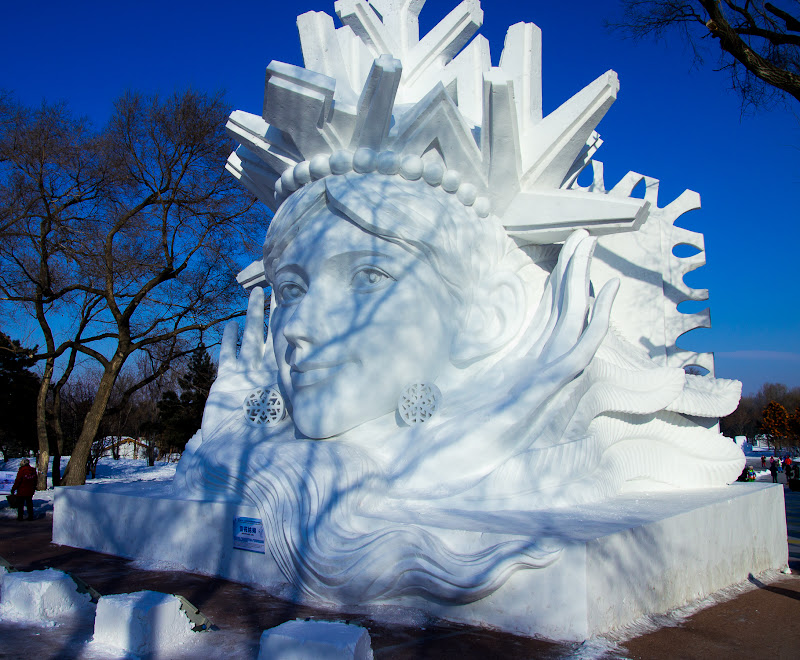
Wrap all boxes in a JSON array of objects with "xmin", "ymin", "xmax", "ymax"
[{"xmin": 0, "ymin": 457, "xmax": 176, "ymax": 519}]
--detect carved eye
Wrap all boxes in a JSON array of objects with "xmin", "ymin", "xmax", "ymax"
[
  {"xmin": 351, "ymin": 267, "xmax": 393, "ymax": 292},
  {"xmin": 277, "ymin": 282, "xmax": 306, "ymax": 304}
]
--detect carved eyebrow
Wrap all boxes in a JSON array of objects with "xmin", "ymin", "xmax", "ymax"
[
  {"xmin": 326, "ymin": 249, "xmax": 406, "ymax": 273},
  {"xmin": 277, "ymin": 248, "xmax": 402, "ymax": 271},
  {"xmin": 273, "ymin": 262, "xmax": 307, "ymax": 280}
]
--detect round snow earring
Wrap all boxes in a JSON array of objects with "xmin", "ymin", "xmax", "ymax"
[
  {"xmin": 397, "ymin": 383, "xmax": 441, "ymax": 425},
  {"xmin": 243, "ymin": 386, "xmax": 287, "ymax": 426}
]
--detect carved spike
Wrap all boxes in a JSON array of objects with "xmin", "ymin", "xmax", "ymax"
[
  {"xmin": 521, "ymin": 71, "xmax": 619, "ymax": 191},
  {"xmin": 608, "ymin": 171, "xmax": 646, "ymax": 198},
  {"xmin": 226, "ymin": 111, "xmax": 300, "ymax": 174},
  {"xmin": 662, "ymin": 189, "xmax": 701, "ymax": 225},
  {"xmin": 668, "ymin": 224, "xmax": 706, "ymax": 253},
  {"xmin": 499, "ymin": 22, "xmax": 542, "ymax": 128},
  {"xmin": 562, "ymin": 132, "xmax": 603, "ymax": 190},
  {"xmin": 335, "ymin": 25, "xmax": 375, "ymax": 94},
  {"xmin": 350, "ymin": 55, "xmax": 403, "ymax": 151},
  {"xmin": 335, "ymin": 0, "xmax": 399, "ymax": 59},
  {"xmin": 675, "ymin": 248, "xmax": 706, "ymax": 277},
  {"xmin": 408, "ymin": 35, "xmax": 490, "ymax": 124},
  {"xmin": 482, "ymin": 69, "xmax": 521, "ymax": 214},
  {"xmin": 664, "ymin": 257, "xmax": 708, "ymax": 304},
  {"xmin": 503, "ymin": 191, "xmax": 648, "ymax": 244},
  {"xmin": 264, "ymin": 62, "xmax": 342, "ymax": 159},
  {"xmin": 226, "ymin": 151, "xmax": 279, "ymax": 213},
  {"xmin": 298, "ymin": 11, "xmax": 359, "ymax": 106},
  {"xmin": 368, "ymin": 0, "xmax": 425, "ymax": 50},
  {"xmin": 404, "ymin": 0, "xmax": 483, "ymax": 87},
  {"xmin": 589, "ymin": 159, "xmax": 605, "ymax": 193}
]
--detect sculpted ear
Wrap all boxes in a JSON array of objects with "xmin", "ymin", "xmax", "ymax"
[{"xmin": 451, "ymin": 271, "xmax": 526, "ymax": 367}]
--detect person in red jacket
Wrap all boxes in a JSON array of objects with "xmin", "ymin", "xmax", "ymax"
[{"xmin": 10, "ymin": 458, "xmax": 37, "ymax": 521}]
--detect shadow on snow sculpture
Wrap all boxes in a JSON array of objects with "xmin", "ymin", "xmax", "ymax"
[{"xmin": 174, "ymin": 0, "xmax": 744, "ymax": 605}]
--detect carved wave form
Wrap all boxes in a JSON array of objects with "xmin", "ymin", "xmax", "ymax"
[
  {"xmin": 416, "ymin": 349, "xmax": 744, "ymax": 513},
  {"xmin": 182, "ymin": 432, "xmax": 561, "ymax": 604}
]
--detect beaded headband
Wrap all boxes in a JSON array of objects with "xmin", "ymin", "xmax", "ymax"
[{"xmin": 274, "ymin": 147, "xmax": 491, "ymax": 216}]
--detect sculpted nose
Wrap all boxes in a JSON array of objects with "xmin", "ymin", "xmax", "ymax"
[{"xmin": 282, "ymin": 287, "xmax": 330, "ymax": 347}]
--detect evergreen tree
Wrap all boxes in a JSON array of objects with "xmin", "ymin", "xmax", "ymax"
[
  {"xmin": 0, "ymin": 332, "xmax": 40, "ymax": 460},
  {"xmin": 761, "ymin": 400, "xmax": 790, "ymax": 450},
  {"xmin": 156, "ymin": 344, "xmax": 216, "ymax": 453}
]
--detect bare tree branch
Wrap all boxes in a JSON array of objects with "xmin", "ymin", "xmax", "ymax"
[
  {"xmin": 0, "ymin": 90, "xmax": 260, "ymax": 485},
  {"xmin": 611, "ymin": 1, "xmax": 800, "ymax": 107}
]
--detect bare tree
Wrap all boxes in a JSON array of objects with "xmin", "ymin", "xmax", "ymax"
[
  {"xmin": 611, "ymin": 1, "xmax": 800, "ymax": 107},
  {"xmin": 0, "ymin": 90, "xmax": 258, "ymax": 486}
]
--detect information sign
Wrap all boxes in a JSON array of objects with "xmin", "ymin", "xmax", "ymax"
[
  {"xmin": 0, "ymin": 471, "xmax": 16, "ymax": 495},
  {"xmin": 233, "ymin": 516, "xmax": 265, "ymax": 553}
]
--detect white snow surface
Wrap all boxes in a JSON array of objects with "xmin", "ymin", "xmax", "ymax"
[
  {"xmin": 91, "ymin": 591, "xmax": 195, "ymax": 657},
  {"xmin": 0, "ymin": 456, "xmax": 176, "ymax": 519},
  {"xmin": 258, "ymin": 619, "xmax": 373, "ymax": 660},
  {"xmin": 0, "ymin": 568, "xmax": 93, "ymax": 622}
]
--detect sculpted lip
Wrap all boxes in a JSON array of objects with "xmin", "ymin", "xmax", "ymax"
[{"xmin": 290, "ymin": 360, "xmax": 346, "ymax": 388}]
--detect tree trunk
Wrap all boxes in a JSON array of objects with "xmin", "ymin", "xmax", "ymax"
[
  {"xmin": 50, "ymin": 385, "xmax": 66, "ymax": 486},
  {"xmin": 62, "ymin": 354, "xmax": 127, "ymax": 486},
  {"xmin": 34, "ymin": 358, "xmax": 55, "ymax": 491}
]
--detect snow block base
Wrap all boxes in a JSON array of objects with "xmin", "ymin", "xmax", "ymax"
[
  {"xmin": 0, "ymin": 568, "xmax": 92, "ymax": 620},
  {"xmin": 54, "ymin": 482, "xmax": 787, "ymax": 641},
  {"xmin": 93, "ymin": 591, "xmax": 193, "ymax": 656},
  {"xmin": 258, "ymin": 619, "xmax": 373, "ymax": 660}
]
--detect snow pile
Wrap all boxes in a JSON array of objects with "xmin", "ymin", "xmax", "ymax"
[
  {"xmin": 0, "ymin": 568, "xmax": 93, "ymax": 622},
  {"xmin": 91, "ymin": 590, "xmax": 195, "ymax": 658},
  {"xmin": 258, "ymin": 619, "xmax": 373, "ymax": 660}
]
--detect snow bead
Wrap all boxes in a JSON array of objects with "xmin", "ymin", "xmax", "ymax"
[
  {"xmin": 376, "ymin": 151, "xmax": 400, "ymax": 175},
  {"xmin": 293, "ymin": 161, "xmax": 312, "ymax": 186},
  {"xmin": 473, "ymin": 196, "xmax": 491, "ymax": 218},
  {"xmin": 309, "ymin": 154, "xmax": 332, "ymax": 180},
  {"xmin": 353, "ymin": 148, "xmax": 378, "ymax": 173},
  {"xmin": 423, "ymin": 161, "xmax": 444, "ymax": 187},
  {"xmin": 441, "ymin": 170, "xmax": 461, "ymax": 193},
  {"xmin": 399, "ymin": 155, "xmax": 424, "ymax": 181},
  {"xmin": 330, "ymin": 150, "xmax": 354, "ymax": 175},
  {"xmin": 456, "ymin": 182, "xmax": 477, "ymax": 206},
  {"xmin": 280, "ymin": 168, "xmax": 298, "ymax": 193}
]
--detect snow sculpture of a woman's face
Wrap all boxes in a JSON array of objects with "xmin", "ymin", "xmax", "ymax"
[{"xmin": 264, "ymin": 173, "xmax": 528, "ymax": 439}]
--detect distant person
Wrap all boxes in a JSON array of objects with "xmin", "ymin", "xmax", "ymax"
[
  {"xmin": 10, "ymin": 458, "xmax": 37, "ymax": 521},
  {"xmin": 761, "ymin": 455, "xmax": 767, "ymax": 469},
  {"xmin": 770, "ymin": 459, "xmax": 779, "ymax": 484}
]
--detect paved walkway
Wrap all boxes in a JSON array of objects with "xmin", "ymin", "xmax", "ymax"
[{"xmin": 1, "ymin": 487, "xmax": 799, "ymax": 659}]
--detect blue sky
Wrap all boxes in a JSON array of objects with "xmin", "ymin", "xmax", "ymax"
[{"xmin": 1, "ymin": 0, "xmax": 797, "ymax": 394}]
